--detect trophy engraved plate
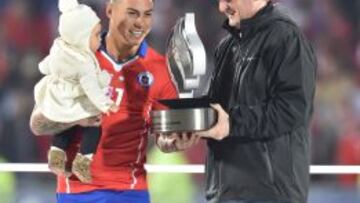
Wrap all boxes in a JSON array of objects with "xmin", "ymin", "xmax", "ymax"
[
  {"xmin": 151, "ymin": 13, "xmax": 217, "ymax": 133},
  {"xmin": 151, "ymin": 108, "xmax": 216, "ymax": 133}
]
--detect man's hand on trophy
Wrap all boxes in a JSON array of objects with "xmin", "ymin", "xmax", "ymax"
[
  {"xmin": 173, "ymin": 133, "xmax": 201, "ymax": 151},
  {"xmin": 156, "ymin": 132, "xmax": 200, "ymax": 153},
  {"xmin": 196, "ymin": 104, "xmax": 229, "ymax": 141},
  {"xmin": 156, "ymin": 134, "xmax": 177, "ymax": 153}
]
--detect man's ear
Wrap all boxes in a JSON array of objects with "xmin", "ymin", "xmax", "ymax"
[{"xmin": 106, "ymin": 3, "xmax": 112, "ymax": 18}]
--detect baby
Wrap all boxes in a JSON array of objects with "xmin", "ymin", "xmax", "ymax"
[{"xmin": 33, "ymin": 0, "xmax": 117, "ymax": 183}]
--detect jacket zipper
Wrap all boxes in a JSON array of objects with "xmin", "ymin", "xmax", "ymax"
[
  {"xmin": 233, "ymin": 32, "xmax": 251, "ymax": 103},
  {"xmin": 230, "ymin": 33, "xmax": 243, "ymax": 105}
]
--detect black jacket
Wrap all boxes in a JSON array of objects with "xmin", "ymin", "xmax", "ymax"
[{"xmin": 205, "ymin": 3, "xmax": 316, "ymax": 203}]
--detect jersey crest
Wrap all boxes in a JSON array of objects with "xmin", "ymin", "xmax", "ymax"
[{"xmin": 137, "ymin": 71, "xmax": 154, "ymax": 87}]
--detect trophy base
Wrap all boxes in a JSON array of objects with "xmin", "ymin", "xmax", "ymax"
[
  {"xmin": 151, "ymin": 108, "xmax": 216, "ymax": 133},
  {"xmin": 150, "ymin": 98, "xmax": 217, "ymax": 133}
]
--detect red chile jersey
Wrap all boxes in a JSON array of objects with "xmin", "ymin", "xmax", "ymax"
[{"xmin": 57, "ymin": 36, "xmax": 178, "ymax": 193}]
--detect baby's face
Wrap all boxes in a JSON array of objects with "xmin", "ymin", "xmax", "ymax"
[{"xmin": 89, "ymin": 23, "xmax": 102, "ymax": 53}]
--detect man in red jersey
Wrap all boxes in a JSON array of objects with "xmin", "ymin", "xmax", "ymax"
[{"xmin": 30, "ymin": 0, "xmax": 199, "ymax": 202}]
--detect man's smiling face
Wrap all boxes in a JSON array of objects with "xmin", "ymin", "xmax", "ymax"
[{"xmin": 107, "ymin": 0, "xmax": 154, "ymax": 48}]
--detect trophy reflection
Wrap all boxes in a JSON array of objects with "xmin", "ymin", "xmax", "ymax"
[{"xmin": 151, "ymin": 13, "xmax": 217, "ymax": 134}]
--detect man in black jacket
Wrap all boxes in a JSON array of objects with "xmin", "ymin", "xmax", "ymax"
[
  {"xmin": 157, "ymin": 0, "xmax": 316, "ymax": 202},
  {"xmin": 195, "ymin": 0, "xmax": 317, "ymax": 203}
]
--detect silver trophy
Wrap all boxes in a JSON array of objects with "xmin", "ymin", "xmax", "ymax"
[{"xmin": 151, "ymin": 13, "xmax": 217, "ymax": 133}]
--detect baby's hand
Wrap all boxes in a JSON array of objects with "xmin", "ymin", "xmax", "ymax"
[
  {"xmin": 105, "ymin": 103, "xmax": 119, "ymax": 116},
  {"xmin": 109, "ymin": 103, "xmax": 119, "ymax": 113}
]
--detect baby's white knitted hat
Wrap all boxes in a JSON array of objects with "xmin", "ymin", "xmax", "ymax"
[{"xmin": 58, "ymin": 0, "xmax": 100, "ymax": 49}]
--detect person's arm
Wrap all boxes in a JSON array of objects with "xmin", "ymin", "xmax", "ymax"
[
  {"xmin": 29, "ymin": 105, "xmax": 101, "ymax": 136},
  {"xmin": 29, "ymin": 105, "xmax": 76, "ymax": 136}
]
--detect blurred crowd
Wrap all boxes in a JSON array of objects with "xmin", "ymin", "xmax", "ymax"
[{"xmin": 0, "ymin": 0, "xmax": 359, "ymax": 203}]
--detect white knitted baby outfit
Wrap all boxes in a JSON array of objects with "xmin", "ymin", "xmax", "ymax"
[{"xmin": 34, "ymin": 0, "xmax": 113, "ymax": 122}]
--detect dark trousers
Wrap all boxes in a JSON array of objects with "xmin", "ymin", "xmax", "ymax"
[{"xmin": 52, "ymin": 126, "xmax": 101, "ymax": 155}]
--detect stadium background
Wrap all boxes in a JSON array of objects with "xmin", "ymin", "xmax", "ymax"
[{"xmin": 0, "ymin": 0, "xmax": 359, "ymax": 202}]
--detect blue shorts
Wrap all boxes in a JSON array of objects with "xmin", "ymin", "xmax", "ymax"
[{"xmin": 57, "ymin": 190, "xmax": 150, "ymax": 203}]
